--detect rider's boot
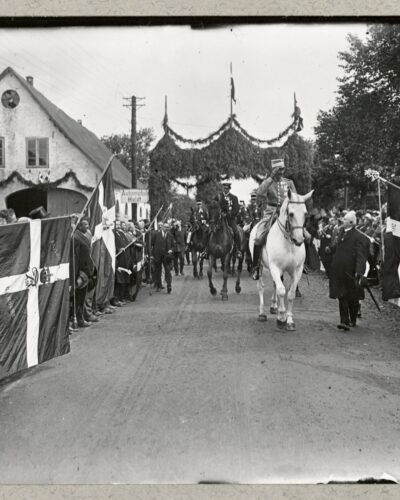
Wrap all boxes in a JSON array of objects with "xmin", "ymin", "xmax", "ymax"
[
  {"xmin": 251, "ymin": 245, "xmax": 261, "ymax": 280},
  {"xmin": 234, "ymin": 233, "xmax": 242, "ymax": 259}
]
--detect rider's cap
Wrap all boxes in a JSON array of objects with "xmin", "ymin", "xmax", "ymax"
[
  {"xmin": 222, "ymin": 181, "xmax": 231, "ymax": 187},
  {"xmin": 271, "ymin": 159, "xmax": 285, "ymax": 170},
  {"xmin": 196, "ymin": 197, "xmax": 202, "ymax": 203}
]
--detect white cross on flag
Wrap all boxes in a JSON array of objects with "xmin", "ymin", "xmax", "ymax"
[
  {"xmin": 87, "ymin": 163, "xmax": 116, "ymax": 308},
  {"xmin": 0, "ymin": 217, "xmax": 71, "ymax": 380}
]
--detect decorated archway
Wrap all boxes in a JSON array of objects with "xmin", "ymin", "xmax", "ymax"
[{"xmin": 149, "ymin": 94, "xmax": 313, "ymax": 216}]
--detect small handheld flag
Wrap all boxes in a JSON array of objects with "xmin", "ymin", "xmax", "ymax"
[{"xmin": 231, "ymin": 77, "xmax": 236, "ymax": 104}]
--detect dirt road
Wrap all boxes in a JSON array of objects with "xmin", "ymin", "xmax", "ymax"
[{"xmin": 1, "ymin": 266, "xmax": 400, "ymax": 484}]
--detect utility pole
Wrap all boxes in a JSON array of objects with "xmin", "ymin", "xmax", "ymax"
[{"xmin": 123, "ymin": 95, "xmax": 145, "ymax": 222}]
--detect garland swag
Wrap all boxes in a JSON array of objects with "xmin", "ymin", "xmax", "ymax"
[
  {"xmin": 0, "ymin": 170, "xmax": 94, "ymax": 192},
  {"xmin": 150, "ymin": 106, "xmax": 310, "ymax": 216}
]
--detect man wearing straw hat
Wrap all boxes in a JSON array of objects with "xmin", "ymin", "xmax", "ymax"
[{"xmin": 251, "ymin": 159, "xmax": 297, "ymax": 280}]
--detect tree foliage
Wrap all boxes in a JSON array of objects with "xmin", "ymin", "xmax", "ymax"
[
  {"xmin": 314, "ymin": 25, "xmax": 400, "ymax": 207},
  {"xmin": 149, "ymin": 128, "xmax": 313, "ymax": 216},
  {"xmin": 170, "ymin": 191, "xmax": 196, "ymax": 224},
  {"xmin": 101, "ymin": 128, "xmax": 156, "ymax": 184}
]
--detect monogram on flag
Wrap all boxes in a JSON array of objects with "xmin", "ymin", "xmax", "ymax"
[
  {"xmin": 86, "ymin": 161, "xmax": 116, "ymax": 308},
  {"xmin": 0, "ymin": 217, "xmax": 71, "ymax": 380}
]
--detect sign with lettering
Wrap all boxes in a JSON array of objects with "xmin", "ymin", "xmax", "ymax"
[{"xmin": 120, "ymin": 189, "xmax": 149, "ymax": 204}]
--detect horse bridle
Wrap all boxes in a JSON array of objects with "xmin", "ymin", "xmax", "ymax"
[
  {"xmin": 209, "ymin": 209, "xmax": 227, "ymax": 234},
  {"xmin": 277, "ymin": 200, "xmax": 307, "ymax": 247}
]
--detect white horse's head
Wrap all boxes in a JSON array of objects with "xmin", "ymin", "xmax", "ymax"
[{"xmin": 279, "ymin": 189, "xmax": 314, "ymax": 246}]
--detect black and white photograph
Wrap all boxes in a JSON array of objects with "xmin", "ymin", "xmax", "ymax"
[{"xmin": 1, "ymin": 21, "xmax": 400, "ymax": 486}]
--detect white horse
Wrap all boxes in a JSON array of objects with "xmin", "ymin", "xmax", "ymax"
[{"xmin": 249, "ymin": 189, "xmax": 314, "ymax": 331}]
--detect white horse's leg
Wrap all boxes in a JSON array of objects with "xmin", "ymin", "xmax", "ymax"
[
  {"xmin": 286, "ymin": 265, "xmax": 303, "ymax": 331},
  {"xmin": 270, "ymin": 265, "xmax": 287, "ymax": 325},
  {"xmin": 270, "ymin": 281, "xmax": 278, "ymax": 314},
  {"xmin": 257, "ymin": 268, "xmax": 267, "ymax": 321}
]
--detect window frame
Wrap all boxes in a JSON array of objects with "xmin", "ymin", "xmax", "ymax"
[
  {"xmin": 26, "ymin": 137, "xmax": 49, "ymax": 168},
  {"xmin": 0, "ymin": 137, "xmax": 4, "ymax": 168}
]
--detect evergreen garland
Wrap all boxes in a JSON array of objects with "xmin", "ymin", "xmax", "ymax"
[
  {"xmin": 150, "ymin": 110, "xmax": 310, "ymax": 216},
  {"xmin": 163, "ymin": 114, "xmax": 303, "ymax": 148},
  {"xmin": 0, "ymin": 170, "xmax": 93, "ymax": 192}
]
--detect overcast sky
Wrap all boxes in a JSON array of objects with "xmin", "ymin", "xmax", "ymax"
[{"xmin": 0, "ymin": 23, "xmax": 368, "ymax": 199}]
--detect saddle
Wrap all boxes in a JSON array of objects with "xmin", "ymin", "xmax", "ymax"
[{"xmin": 254, "ymin": 212, "xmax": 278, "ymax": 247}]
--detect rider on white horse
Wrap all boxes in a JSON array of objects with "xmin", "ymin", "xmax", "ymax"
[{"xmin": 252, "ymin": 159, "xmax": 297, "ymax": 280}]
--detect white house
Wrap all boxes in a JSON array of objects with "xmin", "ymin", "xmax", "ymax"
[{"xmin": 0, "ymin": 66, "xmax": 150, "ymax": 220}]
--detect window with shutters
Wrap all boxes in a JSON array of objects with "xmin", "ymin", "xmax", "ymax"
[{"xmin": 26, "ymin": 138, "xmax": 49, "ymax": 167}]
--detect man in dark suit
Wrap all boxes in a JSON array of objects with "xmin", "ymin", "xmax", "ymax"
[
  {"xmin": 70, "ymin": 217, "xmax": 96, "ymax": 328},
  {"xmin": 151, "ymin": 221, "xmax": 174, "ymax": 293},
  {"xmin": 171, "ymin": 220, "xmax": 186, "ymax": 276},
  {"xmin": 329, "ymin": 211, "xmax": 369, "ymax": 331},
  {"xmin": 216, "ymin": 181, "xmax": 242, "ymax": 257}
]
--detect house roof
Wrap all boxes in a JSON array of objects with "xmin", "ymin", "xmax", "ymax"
[{"xmin": 0, "ymin": 66, "xmax": 147, "ymax": 190}]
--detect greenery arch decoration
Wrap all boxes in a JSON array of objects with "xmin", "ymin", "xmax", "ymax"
[{"xmin": 149, "ymin": 101, "xmax": 312, "ymax": 216}]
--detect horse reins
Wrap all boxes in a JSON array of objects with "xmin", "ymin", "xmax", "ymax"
[{"xmin": 277, "ymin": 200, "xmax": 307, "ymax": 247}]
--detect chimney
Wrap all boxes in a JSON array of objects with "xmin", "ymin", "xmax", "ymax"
[
  {"xmin": 26, "ymin": 76, "xmax": 34, "ymax": 86},
  {"xmin": 77, "ymin": 119, "xmax": 82, "ymax": 125}
]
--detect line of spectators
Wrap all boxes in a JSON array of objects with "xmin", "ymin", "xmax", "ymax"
[
  {"xmin": 69, "ymin": 215, "xmax": 147, "ymax": 334},
  {"xmin": 312, "ymin": 208, "xmax": 385, "ymax": 282}
]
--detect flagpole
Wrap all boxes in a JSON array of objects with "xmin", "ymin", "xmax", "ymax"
[
  {"xmin": 146, "ymin": 205, "xmax": 164, "ymax": 295},
  {"xmin": 230, "ymin": 62, "xmax": 233, "ymax": 119},
  {"xmin": 148, "ymin": 205, "xmax": 164, "ymax": 231},
  {"xmin": 115, "ymin": 236, "xmax": 140, "ymax": 258},
  {"xmin": 71, "ymin": 234, "xmax": 78, "ymax": 330},
  {"xmin": 377, "ymin": 177, "xmax": 385, "ymax": 261},
  {"xmin": 72, "ymin": 154, "xmax": 116, "ymax": 234},
  {"xmin": 161, "ymin": 203, "xmax": 173, "ymax": 224}
]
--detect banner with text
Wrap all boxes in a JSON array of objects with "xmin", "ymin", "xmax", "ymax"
[{"xmin": 121, "ymin": 189, "xmax": 149, "ymax": 204}]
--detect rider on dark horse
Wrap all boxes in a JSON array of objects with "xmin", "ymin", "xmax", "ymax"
[
  {"xmin": 252, "ymin": 159, "xmax": 297, "ymax": 280},
  {"xmin": 215, "ymin": 181, "xmax": 243, "ymax": 259},
  {"xmin": 246, "ymin": 190, "xmax": 261, "ymax": 224},
  {"xmin": 186, "ymin": 197, "xmax": 209, "ymax": 250},
  {"xmin": 194, "ymin": 198, "xmax": 209, "ymax": 224},
  {"xmin": 187, "ymin": 198, "xmax": 209, "ymax": 246},
  {"xmin": 237, "ymin": 200, "xmax": 248, "ymax": 227}
]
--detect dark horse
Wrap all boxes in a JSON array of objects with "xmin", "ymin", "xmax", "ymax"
[
  {"xmin": 207, "ymin": 201, "xmax": 242, "ymax": 300},
  {"xmin": 228, "ymin": 225, "xmax": 247, "ymax": 280},
  {"xmin": 189, "ymin": 210, "xmax": 209, "ymax": 279}
]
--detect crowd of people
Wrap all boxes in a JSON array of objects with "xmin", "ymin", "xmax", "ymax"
[
  {"xmin": 68, "ymin": 214, "xmax": 195, "ymax": 334},
  {"xmin": 0, "ymin": 165, "xmax": 394, "ymax": 335}
]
